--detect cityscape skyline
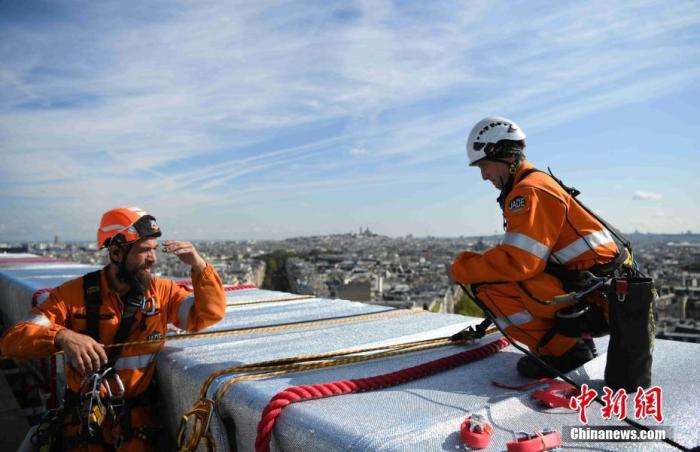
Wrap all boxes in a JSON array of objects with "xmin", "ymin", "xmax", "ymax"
[
  {"xmin": 2, "ymin": 228, "xmax": 699, "ymax": 245},
  {"xmin": 4, "ymin": 229, "xmax": 698, "ymax": 344},
  {"xmin": 1, "ymin": 1, "xmax": 699, "ymax": 241}
]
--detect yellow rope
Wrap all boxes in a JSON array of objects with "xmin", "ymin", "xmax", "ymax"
[
  {"xmin": 197, "ymin": 335, "xmax": 451, "ymax": 400},
  {"xmin": 0, "ymin": 309, "xmax": 422, "ymax": 360},
  {"xmin": 226, "ymin": 295, "xmax": 315, "ymax": 306},
  {"xmin": 110, "ymin": 309, "xmax": 421, "ymax": 350},
  {"xmin": 178, "ymin": 327, "xmax": 498, "ymax": 452},
  {"xmin": 212, "ymin": 339, "xmax": 455, "ymax": 402}
]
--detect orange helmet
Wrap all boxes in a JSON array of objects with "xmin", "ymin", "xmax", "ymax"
[{"xmin": 97, "ymin": 207, "xmax": 162, "ymax": 249}]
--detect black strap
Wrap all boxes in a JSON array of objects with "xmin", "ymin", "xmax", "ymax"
[
  {"xmin": 82, "ymin": 270, "xmax": 143, "ymax": 368},
  {"xmin": 83, "ymin": 271, "xmax": 103, "ymax": 343},
  {"xmin": 107, "ymin": 293, "xmax": 142, "ymax": 368},
  {"xmin": 519, "ymin": 167, "xmax": 633, "ymax": 253},
  {"xmin": 449, "ymin": 318, "xmax": 492, "ymax": 342}
]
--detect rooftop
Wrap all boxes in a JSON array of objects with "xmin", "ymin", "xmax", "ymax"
[{"xmin": 0, "ymin": 254, "xmax": 698, "ymax": 451}]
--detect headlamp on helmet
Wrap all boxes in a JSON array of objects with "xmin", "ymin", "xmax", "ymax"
[{"xmin": 97, "ymin": 207, "xmax": 162, "ymax": 249}]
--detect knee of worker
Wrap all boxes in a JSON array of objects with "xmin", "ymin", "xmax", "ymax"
[
  {"xmin": 475, "ymin": 282, "xmax": 562, "ymax": 320},
  {"xmin": 504, "ymin": 324, "xmax": 579, "ymax": 357},
  {"xmin": 474, "ymin": 283, "xmax": 527, "ymax": 315}
]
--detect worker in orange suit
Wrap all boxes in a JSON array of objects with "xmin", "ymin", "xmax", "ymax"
[
  {"xmin": 450, "ymin": 117, "xmax": 626, "ymax": 378},
  {"xmin": 1, "ymin": 207, "xmax": 226, "ymax": 451}
]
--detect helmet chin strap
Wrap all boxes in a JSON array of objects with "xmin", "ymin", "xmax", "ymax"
[
  {"xmin": 495, "ymin": 157, "xmax": 522, "ymax": 212},
  {"xmin": 491, "ymin": 157, "xmax": 520, "ymax": 188}
]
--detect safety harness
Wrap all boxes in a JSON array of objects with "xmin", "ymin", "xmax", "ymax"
[
  {"xmin": 33, "ymin": 270, "xmax": 159, "ymax": 450},
  {"xmin": 449, "ymin": 167, "xmax": 674, "ymax": 448},
  {"xmin": 516, "ymin": 168, "xmax": 658, "ymax": 391}
]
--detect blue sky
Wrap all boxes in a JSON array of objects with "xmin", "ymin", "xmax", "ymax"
[{"xmin": 1, "ymin": 0, "xmax": 699, "ymax": 242}]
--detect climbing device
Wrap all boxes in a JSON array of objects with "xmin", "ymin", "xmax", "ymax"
[
  {"xmin": 460, "ymin": 414, "xmax": 493, "ymax": 449},
  {"xmin": 78, "ymin": 367, "xmax": 125, "ymax": 438}
]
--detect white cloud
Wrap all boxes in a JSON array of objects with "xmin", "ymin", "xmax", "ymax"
[
  {"xmin": 634, "ymin": 191, "xmax": 663, "ymax": 201},
  {"xmin": 1, "ymin": 0, "xmax": 699, "ymax": 239}
]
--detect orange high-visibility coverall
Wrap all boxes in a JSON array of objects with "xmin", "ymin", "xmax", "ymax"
[
  {"xmin": 451, "ymin": 161, "xmax": 619, "ymax": 357},
  {"xmin": 0, "ymin": 264, "xmax": 226, "ymax": 451}
]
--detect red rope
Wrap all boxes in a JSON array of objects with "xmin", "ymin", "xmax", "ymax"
[
  {"xmin": 32, "ymin": 288, "xmax": 52, "ymax": 307},
  {"xmin": 174, "ymin": 282, "xmax": 257, "ymax": 292},
  {"xmin": 224, "ymin": 284, "xmax": 257, "ymax": 291},
  {"xmin": 254, "ymin": 337, "xmax": 510, "ymax": 452}
]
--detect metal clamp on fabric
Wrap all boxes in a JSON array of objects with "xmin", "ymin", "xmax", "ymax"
[
  {"xmin": 531, "ymin": 380, "xmax": 578, "ymax": 409},
  {"xmin": 507, "ymin": 430, "xmax": 561, "ymax": 452},
  {"xmin": 460, "ymin": 414, "xmax": 493, "ymax": 449}
]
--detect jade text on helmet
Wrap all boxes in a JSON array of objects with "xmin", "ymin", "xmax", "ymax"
[{"xmin": 466, "ymin": 116, "xmax": 526, "ymax": 166}]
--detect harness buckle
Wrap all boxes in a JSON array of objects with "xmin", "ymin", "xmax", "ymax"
[
  {"xmin": 142, "ymin": 296, "xmax": 158, "ymax": 315},
  {"xmin": 468, "ymin": 413, "xmax": 486, "ymax": 432},
  {"xmin": 615, "ymin": 279, "xmax": 628, "ymax": 302}
]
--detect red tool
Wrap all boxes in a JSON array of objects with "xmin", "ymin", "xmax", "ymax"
[
  {"xmin": 507, "ymin": 430, "xmax": 561, "ymax": 452},
  {"xmin": 460, "ymin": 414, "xmax": 493, "ymax": 449},
  {"xmin": 531, "ymin": 380, "xmax": 579, "ymax": 409}
]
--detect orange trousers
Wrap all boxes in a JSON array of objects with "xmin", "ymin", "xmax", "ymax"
[
  {"xmin": 62, "ymin": 404, "xmax": 155, "ymax": 451},
  {"xmin": 472, "ymin": 272, "xmax": 608, "ymax": 357}
]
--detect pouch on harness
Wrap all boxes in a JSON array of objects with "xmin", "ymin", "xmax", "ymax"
[
  {"xmin": 522, "ymin": 168, "xmax": 655, "ymax": 392},
  {"xmin": 605, "ymin": 276, "xmax": 655, "ymax": 392}
]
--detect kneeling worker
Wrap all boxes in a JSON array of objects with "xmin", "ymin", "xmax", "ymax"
[
  {"xmin": 1, "ymin": 207, "xmax": 226, "ymax": 451},
  {"xmin": 450, "ymin": 117, "xmax": 630, "ymax": 378}
]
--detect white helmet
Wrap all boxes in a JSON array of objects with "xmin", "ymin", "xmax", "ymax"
[{"xmin": 466, "ymin": 116, "xmax": 526, "ymax": 166}]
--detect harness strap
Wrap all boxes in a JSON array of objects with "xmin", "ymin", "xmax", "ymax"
[
  {"xmin": 107, "ymin": 295, "xmax": 141, "ymax": 368},
  {"xmin": 82, "ymin": 270, "xmax": 142, "ymax": 367},
  {"xmin": 79, "ymin": 271, "xmax": 151, "ymax": 444},
  {"xmin": 507, "ymin": 430, "xmax": 561, "ymax": 452},
  {"xmin": 83, "ymin": 271, "xmax": 103, "ymax": 342},
  {"xmin": 519, "ymin": 167, "xmax": 633, "ymax": 255}
]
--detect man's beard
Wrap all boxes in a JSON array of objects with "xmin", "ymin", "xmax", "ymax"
[{"xmin": 117, "ymin": 264, "xmax": 152, "ymax": 295}]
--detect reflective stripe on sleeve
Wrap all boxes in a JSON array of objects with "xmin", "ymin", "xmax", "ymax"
[
  {"xmin": 24, "ymin": 313, "xmax": 51, "ymax": 327},
  {"xmin": 494, "ymin": 310, "xmax": 534, "ymax": 331},
  {"xmin": 113, "ymin": 353, "xmax": 157, "ymax": 371},
  {"xmin": 178, "ymin": 295, "xmax": 195, "ymax": 328},
  {"xmin": 502, "ymin": 232, "xmax": 551, "ymax": 261},
  {"xmin": 553, "ymin": 229, "xmax": 614, "ymax": 263}
]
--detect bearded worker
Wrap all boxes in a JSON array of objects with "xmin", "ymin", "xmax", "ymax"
[{"xmin": 1, "ymin": 207, "xmax": 226, "ymax": 451}]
